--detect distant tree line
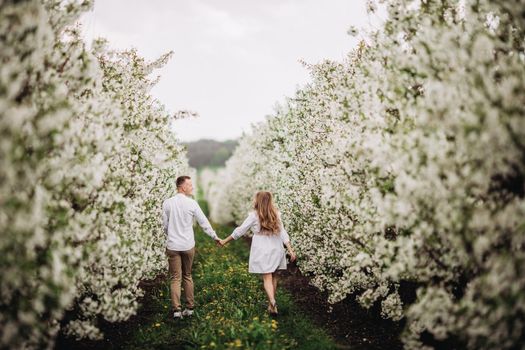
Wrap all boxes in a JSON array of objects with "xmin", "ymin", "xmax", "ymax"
[{"xmin": 184, "ymin": 139, "xmax": 238, "ymax": 169}]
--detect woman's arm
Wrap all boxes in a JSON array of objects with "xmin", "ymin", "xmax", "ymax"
[
  {"xmin": 220, "ymin": 212, "xmax": 256, "ymax": 246},
  {"xmin": 284, "ymin": 241, "xmax": 296, "ymax": 262},
  {"xmin": 278, "ymin": 212, "xmax": 296, "ymax": 262}
]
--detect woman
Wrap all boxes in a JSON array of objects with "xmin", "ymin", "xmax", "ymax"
[{"xmin": 219, "ymin": 191, "xmax": 296, "ymax": 316}]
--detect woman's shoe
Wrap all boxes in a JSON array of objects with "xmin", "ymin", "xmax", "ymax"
[{"xmin": 269, "ymin": 300, "xmax": 278, "ymax": 316}]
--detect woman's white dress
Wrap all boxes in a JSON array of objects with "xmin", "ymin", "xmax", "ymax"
[{"xmin": 230, "ymin": 211, "xmax": 290, "ymax": 274}]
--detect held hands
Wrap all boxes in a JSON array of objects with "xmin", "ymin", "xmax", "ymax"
[{"xmin": 214, "ymin": 237, "xmax": 229, "ymax": 248}]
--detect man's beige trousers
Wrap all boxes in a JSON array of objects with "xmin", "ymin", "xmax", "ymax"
[{"xmin": 166, "ymin": 247, "xmax": 195, "ymax": 310}]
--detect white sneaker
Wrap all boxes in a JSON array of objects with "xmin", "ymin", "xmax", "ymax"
[
  {"xmin": 173, "ymin": 310, "xmax": 183, "ymax": 319},
  {"xmin": 182, "ymin": 308, "xmax": 194, "ymax": 317}
]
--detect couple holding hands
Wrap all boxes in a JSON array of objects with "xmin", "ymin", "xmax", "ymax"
[{"xmin": 162, "ymin": 176, "xmax": 297, "ymax": 319}]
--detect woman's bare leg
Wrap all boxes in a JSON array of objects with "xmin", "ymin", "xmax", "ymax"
[
  {"xmin": 272, "ymin": 272, "xmax": 278, "ymax": 296},
  {"xmin": 262, "ymin": 273, "xmax": 276, "ymax": 311}
]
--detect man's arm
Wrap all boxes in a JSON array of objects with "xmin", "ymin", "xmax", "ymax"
[
  {"xmin": 162, "ymin": 200, "xmax": 169, "ymax": 235},
  {"xmin": 192, "ymin": 201, "xmax": 219, "ymax": 240}
]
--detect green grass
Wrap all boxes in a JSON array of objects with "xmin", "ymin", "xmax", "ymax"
[
  {"xmin": 115, "ymin": 191, "xmax": 336, "ymax": 350},
  {"xmin": 118, "ymin": 222, "xmax": 337, "ymax": 350}
]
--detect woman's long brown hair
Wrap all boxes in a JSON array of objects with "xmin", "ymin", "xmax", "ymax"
[{"xmin": 253, "ymin": 191, "xmax": 280, "ymax": 235}]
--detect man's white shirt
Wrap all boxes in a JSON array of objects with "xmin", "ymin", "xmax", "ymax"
[{"xmin": 162, "ymin": 193, "xmax": 218, "ymax": 251}]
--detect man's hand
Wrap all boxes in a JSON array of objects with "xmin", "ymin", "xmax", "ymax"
[{"xmin": 214, "ymin": 238, "xmax": 223, "ymax": 247}]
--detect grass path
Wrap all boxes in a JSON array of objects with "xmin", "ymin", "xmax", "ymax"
[{"xmin": 117, "ymin": 221, "xmax": 338, "ymax": 350}]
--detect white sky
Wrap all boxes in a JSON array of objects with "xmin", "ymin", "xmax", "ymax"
[{"xmin": 80, "ymin": 0, "xmax": 379, "ymax": 142}]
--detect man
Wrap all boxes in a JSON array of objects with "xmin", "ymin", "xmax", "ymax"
[{"xmin": 162, "ymin": 175, "xmax": 221, "ymax": 319}]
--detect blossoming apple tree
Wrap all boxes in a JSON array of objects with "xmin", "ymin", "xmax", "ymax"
[
  {"xmin": 206, "ymin": 1, "xmax": 525, "ymax": 348},
  {"xmin": 0, "ymin": 0, "xmax": 188, "ymax": 347}
]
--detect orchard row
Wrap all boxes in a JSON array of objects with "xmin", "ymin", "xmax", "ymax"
[
  {"xmin": 1, "ymin": 1, "xmax": 189, "ymax": 348},
  {"xmin": 204, "ymin": 1, "xmax": 525, "ymax": 349}
]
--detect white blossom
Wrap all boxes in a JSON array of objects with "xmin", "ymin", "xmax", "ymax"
[
  {"xmin": 0, "ymin": 1, "xmax": 188, "ymax": 348},
  {"xmin": 207, "ymin": 1, "xmax": 525, "ymax": 348}
]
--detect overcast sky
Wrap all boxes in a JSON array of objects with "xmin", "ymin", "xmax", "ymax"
[{"xmin": 80, "ymin": 0, "xmax": 378, "ymax": 142}]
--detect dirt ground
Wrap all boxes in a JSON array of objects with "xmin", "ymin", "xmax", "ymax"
[{"xmin": 277, "ymin": 260, "xmax": 404, "ymax": 350}]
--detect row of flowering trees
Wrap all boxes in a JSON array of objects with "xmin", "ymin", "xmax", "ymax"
[
  {"xmin": 206, "ymin": 1, "xmax": 525, "ymax": 348},
  {"xmin": 0, "ymin": 0, "xmax": 188, "ymax": 348}
]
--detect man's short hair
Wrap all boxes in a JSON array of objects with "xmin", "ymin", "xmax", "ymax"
[{"xmin": 176, "ymin": 175, "xmax": 191, "ymax": 188}]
